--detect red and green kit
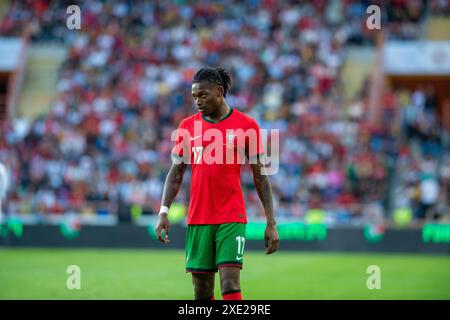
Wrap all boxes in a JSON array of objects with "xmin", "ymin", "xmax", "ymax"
[{"xmin": 172, "ymin": 108, "xmax": 264, "ymax": 272}]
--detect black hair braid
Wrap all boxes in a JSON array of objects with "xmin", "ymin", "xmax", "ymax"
[
  {"xmin": 216, "ymin": 67, "xmax": 232, "ymax": 97},
  {"xmin": 192, "ymin": 67, "xmax": 232, "ymax": 97}
]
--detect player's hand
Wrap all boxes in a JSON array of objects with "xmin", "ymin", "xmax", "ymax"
[
  {"xmin": 264, "ymin": 223, "xmax": 279, "ymax": 254},
  {"xmin": 155, "ymin": 213, "xmax": 170, "ymax": 244}
]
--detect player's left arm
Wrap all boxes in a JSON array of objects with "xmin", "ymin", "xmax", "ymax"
[{"xmin": 250, "ymin": 157, "xmax": 280, "ymax": 254}]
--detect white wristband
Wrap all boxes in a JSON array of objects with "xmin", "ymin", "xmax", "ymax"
[{"xmin": 158, "ymin": 205, "xmax": 169, "ymax": 215}]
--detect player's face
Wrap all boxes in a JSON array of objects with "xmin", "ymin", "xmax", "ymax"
[{"xmin": 191, "ymin": 82, "xmax": 222, "ymax": 116}]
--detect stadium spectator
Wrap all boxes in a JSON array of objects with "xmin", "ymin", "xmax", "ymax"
[{"xmin": 0, "ymin": 0, "xmax": 445, "ymax": 226}]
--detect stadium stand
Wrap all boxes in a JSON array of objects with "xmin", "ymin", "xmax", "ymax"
[{"xmin": 0, "ymin": 0, "xmax": 448, "ymax": 228}]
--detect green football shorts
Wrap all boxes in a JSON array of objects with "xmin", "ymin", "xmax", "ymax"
[{"xmin": 185, "ymin": 223, "xmax": 246, "ymax": 273}]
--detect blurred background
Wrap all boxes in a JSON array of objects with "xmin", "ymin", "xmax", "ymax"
[
  {"xmin": 1, "ymin": 0, "xmax": 449, "ymax": 229},
  {"xmin": 0, "ymin": 0, "xmax": 449, "ymax": 300}
]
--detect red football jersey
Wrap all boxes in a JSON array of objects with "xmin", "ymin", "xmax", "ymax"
[{"xmin": 172, "ymin": 108, "xmax": 264, "ymax": 225}]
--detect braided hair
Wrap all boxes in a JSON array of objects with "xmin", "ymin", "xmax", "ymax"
[{"xmin": 192, "ymin": 67, "xmax": 232, "ymax": 97}]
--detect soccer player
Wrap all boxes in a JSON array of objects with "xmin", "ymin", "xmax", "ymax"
[{"xmin": 155, "ymin": 67, "xmax": 279, "ymax": 300}]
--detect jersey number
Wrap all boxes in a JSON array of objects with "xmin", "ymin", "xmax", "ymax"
[
  {"xmin": 192, "ymin": 146, "xmax": 203, "ymax": 164},
  {"xmin": 236, "ymin": 236, "xmax": 245, "ymax": 255}
]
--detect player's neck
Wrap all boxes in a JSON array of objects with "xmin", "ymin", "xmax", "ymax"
[{"xmin": 205, "ymin": 103, "xmax": 231, "ymax": 123}]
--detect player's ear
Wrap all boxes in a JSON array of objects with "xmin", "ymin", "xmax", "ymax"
[{"xmin": 216, "ymin": 85, "xmax": 224, "ymax": 98}]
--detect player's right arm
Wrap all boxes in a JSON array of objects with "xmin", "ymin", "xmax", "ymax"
[{"xmin": 155, "ymin": 161, "xmax": 187, "ymax": 243}]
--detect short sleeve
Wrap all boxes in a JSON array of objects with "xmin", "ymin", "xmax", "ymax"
[
  {"xmin": 246, "ymin": 119, "xmax": 265, "ymax": 159},
  {"xmin": 171, "ymin": 120, "xmax": 190, "ymax": 160}
]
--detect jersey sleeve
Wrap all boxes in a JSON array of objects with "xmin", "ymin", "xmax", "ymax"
[
  {"xmin": 246, "ymin": 118, "xmax": 265, "ymax": 159},
  {"xmin": 171, "ymin": 120, "xmax": 190, "ymax": 161}
]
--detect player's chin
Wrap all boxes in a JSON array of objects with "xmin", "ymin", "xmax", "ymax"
[{"xmin": 197, "ymin": 107, "xmax": 209, "ymax": 115}]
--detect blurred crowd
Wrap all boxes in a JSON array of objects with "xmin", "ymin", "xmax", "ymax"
[
  {"xmin": 0, "ymin": 0, "xmax": 447, "ymax": 226},
  {"xmin": 430, "ymin": 0, "xmax": 450, "ymax": 15},
  {"xmin": 393, "ymin": 86, "xmax": 449, "ymax": 224}
]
